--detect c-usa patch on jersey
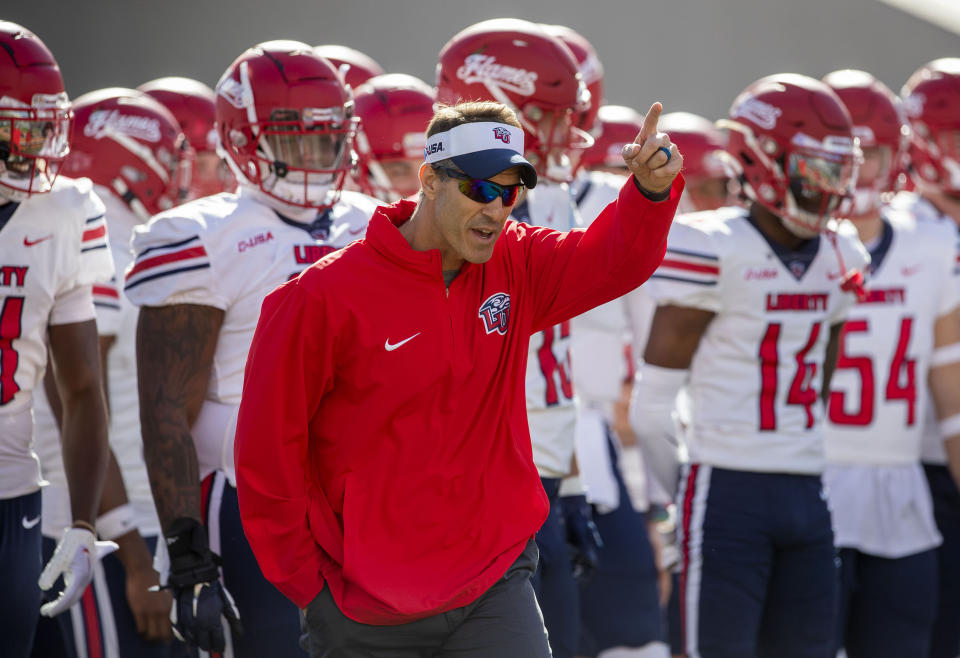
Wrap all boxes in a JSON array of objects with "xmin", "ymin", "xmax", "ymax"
[{"xmin": 478, "ymin": 292, "xmax": 510, "ymax": 336}]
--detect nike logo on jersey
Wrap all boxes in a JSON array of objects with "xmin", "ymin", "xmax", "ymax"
[
  {"xmin": 23, "ymin": 235, "xmax": 52, "ymax": 247},
  {"xmin": 22, "ymin": 515, "xmax": 40, "ymax": 529},
  {"xmin": 385, "ymin": 333, "xmax": 421, "ymax": 351},
  {"xmin": 348, "ymin": 225, "xmax": 365, "ymax": 236},
  {"xmin": 901, "ymin": 264, "xmax": 923, "ymax": 276},
  {"xmin": 825, "ymin": 271, "xmax": 844, "ymax": 281}
]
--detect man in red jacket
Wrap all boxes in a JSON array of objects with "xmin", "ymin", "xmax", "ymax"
[{"xmin": 234, "ymin": 100, "xmax": 683, "ymax": 657}]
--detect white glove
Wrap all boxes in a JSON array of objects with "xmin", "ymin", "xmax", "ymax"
[{"xmin": 39, "ymin": 527, "xmax": 118, "ymax": 617}]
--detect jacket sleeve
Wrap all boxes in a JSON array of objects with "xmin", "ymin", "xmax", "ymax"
[
  {"xmin": 526, "ymin": 175, "xmax": 684, "ymax": 333},
  {"xmin": 234, "ymin": 278, "xmax": 336, "ymax": 608}
]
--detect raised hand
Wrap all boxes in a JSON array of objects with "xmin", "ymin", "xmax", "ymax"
[{"xmin": 622, "ymin": 102, "xmax": 683, "ymax": 194}]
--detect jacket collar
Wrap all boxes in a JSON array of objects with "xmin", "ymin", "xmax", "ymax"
[{"xmin": 365, "ymin": 199, "xmax": 479, "ymax": 281}]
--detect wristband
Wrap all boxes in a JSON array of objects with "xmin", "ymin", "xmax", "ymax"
[
  {"xmin": 932, "ymin": 342, "xmax": 960, "ymax": 368},
  {"xmin": 559, "ymin": 475, "xmax": 586, "ymax": 497},
  {"xmin": 95, "ymin": 503, "xmax": 138, "ymax": 541},
  {"xmin": 71, "ymin": 520, "xmax": 96, "ymax": 534},
  {"xmin": 940, "ymin": 413, "xmax": 960, "ymax": 439}
]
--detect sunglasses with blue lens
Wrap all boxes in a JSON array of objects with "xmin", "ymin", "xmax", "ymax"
[{"xmin": 433, "ymin": 166, "xmax": 524, "ymax": 207}]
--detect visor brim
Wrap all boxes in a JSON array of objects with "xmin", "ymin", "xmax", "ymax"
[{"xmin": 450, "ymin": 149, "xmax": 538, "ymax": 189}]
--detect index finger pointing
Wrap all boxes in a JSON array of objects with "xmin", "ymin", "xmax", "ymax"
[{"xmin": 637, "ymin": 102, "xmax": 663, "ymax": 144}]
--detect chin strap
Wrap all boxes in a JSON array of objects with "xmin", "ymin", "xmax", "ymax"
[{"xmin": 826, "ymin": 228, "xmax": 867, "ymax": 302}]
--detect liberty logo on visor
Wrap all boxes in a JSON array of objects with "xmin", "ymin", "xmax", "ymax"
[
  {"xmin": 478, "ymin": 292, "xmax": 510, "ymax": 335},
  {"xmin": 492, "ymin": 127, "xmax": 511, "ymax": 144}
]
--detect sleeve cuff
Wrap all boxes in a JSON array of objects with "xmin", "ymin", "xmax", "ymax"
[{"xmin": 633, "ymin": 176, "xmax": 672, "ymax": 202}]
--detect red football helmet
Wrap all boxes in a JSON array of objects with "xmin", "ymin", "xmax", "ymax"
[
  {"xmin": 138, "ymin": 76, "xmax": 236, "ymax": 199},
  {"xmin": 62, "ymin": 88, "xmax": 190, "ymax": 219},
  {"xmin": 823, "ymin": 70, "xmax": 909, "ymax": 217},
  {"xmin": 901, "ymin": 58, "xmax": 960, "ymax": 195},
  {"xmin": 313, "ymin": 45, "xmax": 385, "ymax": 90},
  {"xmin": 719, "ymin": 73, "xmax": 859, "ymax": 238},
  {"xmin": 660, "ymin": 111, "xmax": 737, "ymax": 212},
  {"xmin": 353, "ymin": 73, "xmax": 435, "ymax": 200},
  {"xmin": 578, "ymin": 105, "xmax": 642, "ymax": 171},
  {"xmin": 215, "ymin": 40, "xmax": 358, "ymax": 209},
  {"xmin": 0, "ymin": 21, "xmax": 71, "ymax": 200},
  {"xmin": 540, "ymin": 24, "xmax": 604, "ymax": 133},
  {"xmin": 436, "ymin": 18, "xmax": 592, "ymax": 182}
]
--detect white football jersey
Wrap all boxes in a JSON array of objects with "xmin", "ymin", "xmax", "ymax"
[
  {"xmin": 825, "ymin": 209, "xmax": 960, "ymax": 464},
  {"xmin": 568, "ymin": 171, "xmax": 636, "ymax": 508},
  {"xmin": 647, "ymin": 207, "xmax": 869, "ymax": 474},
  {"xmin": 514, "ymin": 181, "xmax": 581, "ymax": 478},
  {"xmin": 569, "ymin": 171, "xmax": 633, "ymax": 412},
  {"xmin": 34, "ymin": 187, "xmax": 160, "ymax": 536},
  {"xmin": 890, "ymin": 191, "xmax": 960, "ymax": 465},
  {"xmin": 0, "ymin": 177, "xmax": 114, "ymax": 499},
  {"xmin": 125, "ymin": 185, "xmax": 379, "ymax": 485}
]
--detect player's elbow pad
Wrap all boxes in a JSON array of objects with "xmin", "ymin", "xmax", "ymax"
[{"xmin": 629, "ymin": 363, "xmax": 687, "ymax": 500}]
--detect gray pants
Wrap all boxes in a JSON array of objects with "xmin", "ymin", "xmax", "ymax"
[{"xmin": 300, "ymin": 540, "xmax": 551, "ymax": 657}]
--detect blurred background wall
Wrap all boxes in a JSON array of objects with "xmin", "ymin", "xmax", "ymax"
[{"xmin": 7, "ymin": 0, "xmax": 959, "ymax": 120}]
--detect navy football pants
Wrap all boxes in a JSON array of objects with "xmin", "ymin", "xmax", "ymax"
[
  {"xmin": 1, "ymin": 490, "xmax": 42, "ymax": 658},
  {"xmin": 925, "ymin": 464, "xmax": 960, "ymax": 658},
  {"xmin": 676, "ymin": 465, "xmax": 837, "ymax": 658}
]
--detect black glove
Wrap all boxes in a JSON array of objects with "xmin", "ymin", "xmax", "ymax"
[
  {"xmin": 559, "ymin": 494, "xmax": 603, "ymax": 582},
  {"xmin": 165, "ymin": 517, "xmax": 242, "ymax": 651}
]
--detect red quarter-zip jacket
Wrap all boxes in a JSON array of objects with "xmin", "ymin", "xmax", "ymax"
[{"xmin": 234, "ymin": 175, "xmax": 683, "ymax": 623}]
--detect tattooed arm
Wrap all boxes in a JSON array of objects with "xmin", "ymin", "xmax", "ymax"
[{"xmin": 136, "ymin": 304, "xmax": 225, "ymax": 531}]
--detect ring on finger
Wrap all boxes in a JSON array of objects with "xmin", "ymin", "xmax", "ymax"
[{"xmin": 656, "ymin": 146, "xmax": 672, "ymax": 163}]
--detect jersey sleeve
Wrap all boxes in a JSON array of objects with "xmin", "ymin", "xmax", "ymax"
[
  {"xmin": 93, "ymin": 275, "xmax": 123, "ymax": 336},
  {"xmin": 48, "ymin": 284, "xmax": 96, "ymax": 326},
  {"xmin": 124, "ymin": 214, "xmax": 227, "ymax": 310},
  {"xmin": 75, "ymin": 188, "xmax": 115, "ymax": 287},
  {"xmin": 645, "ymin": 218, "xmax": 723, "ymax": 313}
]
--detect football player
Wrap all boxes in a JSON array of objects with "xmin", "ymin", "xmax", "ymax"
[
  {"xmin": 352, "ymin": 73, "xmax": 435, "ymax": 201},
  {"xmin": 437, "ymin": 19, "xmax": 594, "ymax": 658},
  {"xmin": 548, "ymin": 24, "xmax": 671, "ymax": 658},
  {"xmin": 896, "ymin": 57, "xmax": 960, "ymax": 658},
  {"xmin": 0, "ymin": 20, "xmax": 115, "ymax": 658},
  {"xmin": 822, "ymin": 68, "xmax": 960, "ymax": 658},
  {"xmin": 632, "ymin": 74, "xmax": 868, "ymax": 657},
  {"xmin": 126, "ymin": 41, "xmax": 379, "ymax": 656},
  {"xmin": 138, "ymin": 76, "xmax": 237, "ymax": 200},
  {"xmin": 32, "ymin": 88, "xmax": 192, "ymax": 657}
]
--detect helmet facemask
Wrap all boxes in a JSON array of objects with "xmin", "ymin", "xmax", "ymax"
[
  {"xmin": 780, "ymin": 134, "xmax": 860, "ymax": 238},
  {"xmin": 242, "ymin": 106, "xmax": 357, "ymax": 209},
  {"xmin": 0, "ymin": 93, "xmax": 71, "ymax": 201}
]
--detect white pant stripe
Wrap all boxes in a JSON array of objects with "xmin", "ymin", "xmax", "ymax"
[{"xmin": 682, "ymin": 465, "xmax": 711, "ymax": 658}]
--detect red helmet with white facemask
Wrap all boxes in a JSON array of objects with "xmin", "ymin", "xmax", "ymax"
[
  {"xmin": 578, "ymin": 105, "xmax": 642, "ymax": 171},
  {"xmin": 540, "ymin": 24, "xmax": 604, "ymax": 133},
  {"xmin": 0, "ymin": 21, "xmax": 72, "ymax": 200},
  {"xmin": 719, "ymin": 73, "xmax": 860, "ymax": 239},
  {"xmin": 62, "ymin": 88, "xmax": 190, "ymax": 219},
  {"xmin": 353, "ymin": 73, "xmax": 435, "ymax": 200},
  {"xmin": 901, "ymin": 58, "xmax": 960, "ymax": 195},
  {"xmin": 823, "ymin": 70, "xmax": 909, "ymax": 217},
  {"xmin": 312, "ymin": 45, "xmax": 385, "ymax": 91},
  {"xmin": 138, "ymin": 76, "xmax": 236, "ymax": 199},
  {"xmin": 660, "ymin": 111, "xmax": 738, "ymax": 212},
  {"xmin": 215, "ymin": 40, "xmax": 358, "ymax": 209},
  {"xmin": 436, "ymin": 18, "xmax": 592, "ymax": 182}
]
